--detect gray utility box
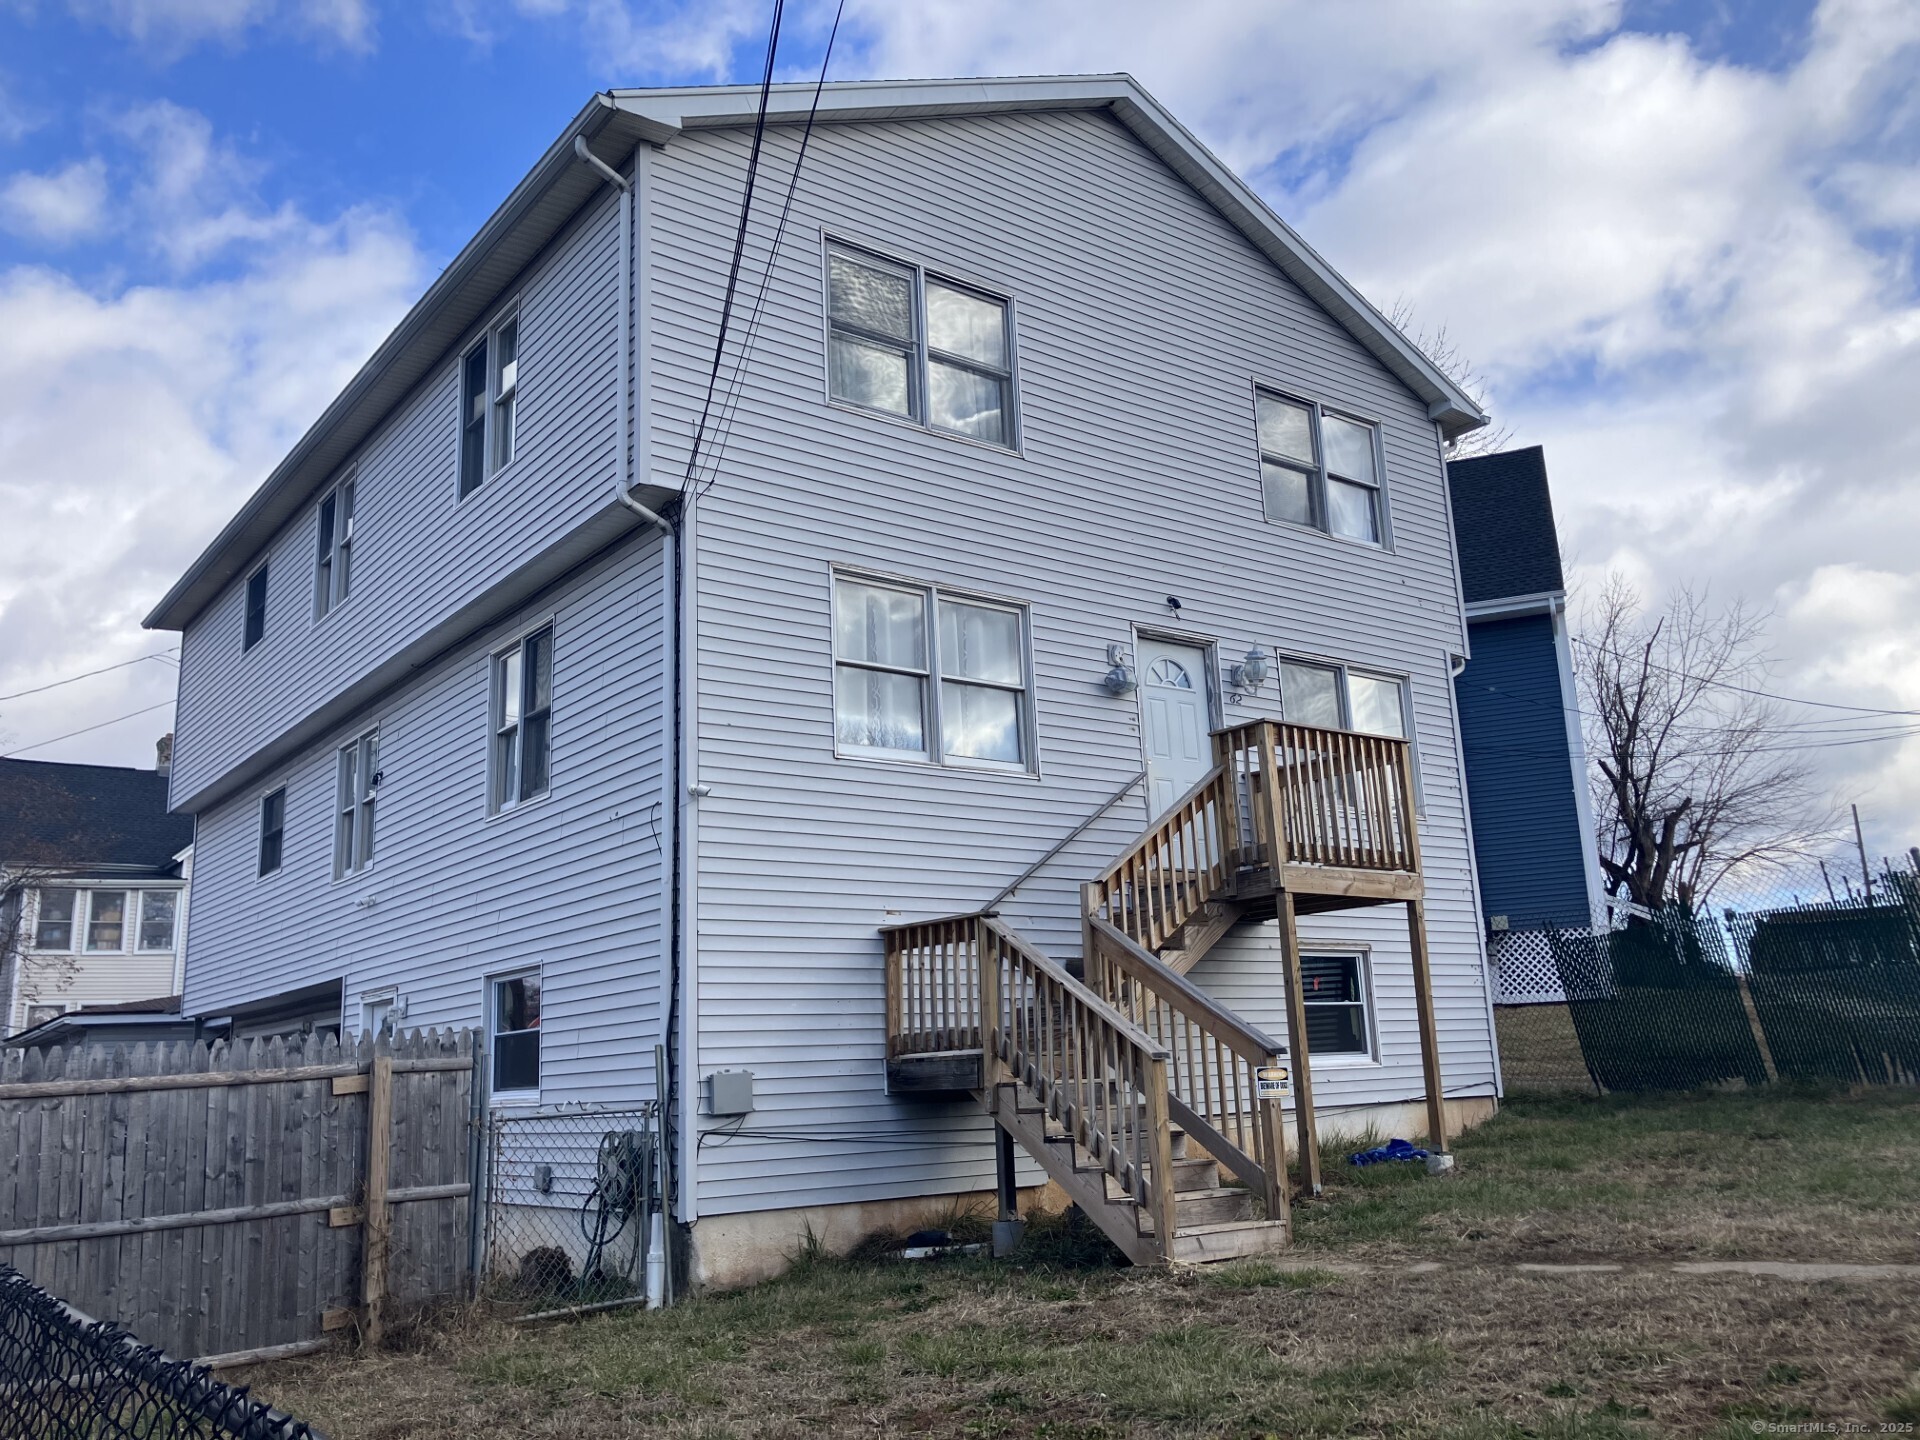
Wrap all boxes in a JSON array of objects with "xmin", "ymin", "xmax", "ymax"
[{"xmin": 703, "ymin": 1069, "xmax": 754, "ymax": 1117}]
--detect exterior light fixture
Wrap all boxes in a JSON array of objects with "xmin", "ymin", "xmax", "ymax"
[
  {"xmin": 1230, "ymin": 647, "xmax": 1272, "ymax": 692},
  {"xmin": 1102, "ymin": 641, "xmax": 1138, "ymax": 696}
]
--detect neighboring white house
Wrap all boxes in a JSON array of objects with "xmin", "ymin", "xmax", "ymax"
[
  {"xmin": 146, "ymin": 76, "xmax": 1503, "ymax": 1287},
  {"xmin": 1, "ymin": 744, "xmax": 194, "ymax": 1036}
]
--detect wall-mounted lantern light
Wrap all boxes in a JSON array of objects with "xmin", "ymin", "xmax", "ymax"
[
  {"xmin": 1227, "ymin": 646, "xmax": 1272, "ymax": 703},
  {"xmin": 1102, "ymin": 641, "xmax": 1138, "ymax": 696}
]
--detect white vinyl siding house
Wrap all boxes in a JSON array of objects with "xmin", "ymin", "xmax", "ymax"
[{"xmin": 150, "ymin": 76, "xmax": 1495, "ymax": 1285}]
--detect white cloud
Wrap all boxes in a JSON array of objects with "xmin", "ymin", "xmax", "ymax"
[
  {"xmin": 57, "ymin": 0, "xmax": 374, "ymax": 55},
  {"xmin": 0, "ymin": 158, "xmax": 108, "ymax": 242},
  {"xmin": 0, "ymin": 105, "xmax": 424, "ymax": 764}
]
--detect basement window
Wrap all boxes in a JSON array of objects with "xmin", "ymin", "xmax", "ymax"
[
  {"xmin": 490, "ymin": 971, "xmax": 541, "ymax": 1098},
  {"xmin": 1300, "ymin": 953, "xmax": 1374, "ymax": 1057}
]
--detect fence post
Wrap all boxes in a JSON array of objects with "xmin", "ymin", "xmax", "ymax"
[
  {"xmin": 1735, "ymin": 973, "xmax": 1780, "ymax": 1083},
  {"xmin": 362, "ymin": 1046, "xmax": 395, "ymax": 1346}
]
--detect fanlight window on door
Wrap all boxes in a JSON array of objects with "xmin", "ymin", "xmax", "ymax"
[{"xmin": 1146, "ymin": 658, "xmax": 1192, "ymax": 689}]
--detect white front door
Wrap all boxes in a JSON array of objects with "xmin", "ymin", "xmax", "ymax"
[{"xmin": 1136, "ymin": 637, "xmax": 1213, "ymax": 818}]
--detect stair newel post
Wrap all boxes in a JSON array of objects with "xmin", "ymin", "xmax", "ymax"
[
  {"xmin": 1080, "ymin": 881, "xmax": 1104, "ymax": 1003},
  {"xmin": 1211, "ymin": 727, "xmax": 1245, "ymax": 869},
  {"xmin": 977, "ymin": 916, "xmax": 1006, "ymax": 1103},
  {"xmin": 1256, "ymin": 1062, "xmax": 1292, "ymax": 1238},
  {"xmin": 1143, "ymin": 1050, "xmax": 1179, "ymax": 1259},
  {"xmin": 1277, "ymin": 889, "xmax": 1322, "ymax": 1197}
]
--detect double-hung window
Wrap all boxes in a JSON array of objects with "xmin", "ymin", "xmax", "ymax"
[
  {"xmin": 1276, "ymin": 658, "xmax": 1408, "ymax": 739},
  {"xmin": 833, "ymin": 574, "xmax": 1032, "ymax": 770},
  {"xmin": 1255, "ymin": 390, "xmax": 1386, "ymax": 544},
  {"xmin": 137, "ymin": 891, "xmax": 178, "ymax": 951},
  {"xmin": 244, "ymin": 564, "xmax": 269, "ymax": 650},
  {"xmin": 491, "ymin": 625, "xmax": 553, "ymax": 812},
  {"xmin": 1299, "ymin": 953, "xmax": 1374, "ymax": 1057},
  {"xmin": 32, "ymin": 888, "xmax": 76, "ymax": 950},
  {"xmin": 826, "ymin": 244, "xmax": 1016, "ymax": 448},
  {"xmin": 314, "ymin": 475, "xmax": 356, "ymax": 618},
  {"xmin": 490, "ymin": 971, "xmax": 541, "ymax": 1097},
  {"xmin": 85, "ymin": 890, "xmax": 127, "ymax": 951},
  {"xmin": 258, "ymin": 787, "xmax": 286, "ymax": 877},
  {"xmin": 334, "ymin": 732, "xmax": 379, "ymax": 879},
  {"xmin": 459, "ymin": 312, "xmax": 519, "ymax": 498}
]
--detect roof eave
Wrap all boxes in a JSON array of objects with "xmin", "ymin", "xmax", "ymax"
[{"xmin": 143, "ymin": 94, "xmax": 667, "ymax": 633}]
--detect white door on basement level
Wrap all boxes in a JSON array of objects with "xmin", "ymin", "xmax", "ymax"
[{"xmin": 1136, "ymin": 638, "xmax": 1213, "ymax": 819}]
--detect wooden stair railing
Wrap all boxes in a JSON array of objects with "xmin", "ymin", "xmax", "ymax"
[
  {"xmin": 1084, "ymin": 764, "xmax": 1238, "ymax": 953},
  {"xmin": 1085, "ymin": 915, "xmax": 1291, "ymax": 1232},
  {"xmin": 978, "ymin": 917, "xmax": 1180, "ymax": 1251},
  {"xmin": 883, "ymin": 914, "xmax": 984, "ymax": 1065}
]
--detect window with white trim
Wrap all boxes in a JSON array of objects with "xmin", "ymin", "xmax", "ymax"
[
  {"xmin": 258, "ymin": 787, "xmax": 286, "ymax": 877},
  {"xmin": 314, "ymin": 474, "xmax": 356, "ymax": 618},
  {"xmin": 490, "ymin": 971, "xmax": 541, "ymax": 1097},
  {"xmin": 32, "ymin": 888, "xmax": 76, "ymax": 950},
  {"xmin": 491, "ymin": 625, "xmax": 552, "ymax": 812},
  {"xmin": 334, "ymin": 732, "xmax": 379, "ymax": 879},
  {"xmin": 137, "ymin": 891, "xmax": 178, "ymax": 952},
  {"xmin": 1299, "ymin": 953, "xmax": 1373, "ymax": 1057},
  {"xmin": 826, "ymin": 243, "xmax": 1016, "ymax": 448},
  {"xmin": 244, "ymin": 564, "xmax": 269, "ymax": 650},
  {"xmin": 1255, "ymin": 389, "xmax": 1386, "ymax": 544},
  {"xmin": 1276, "ymin": 658, "xmax": 1408, "ymax": 739},
  {"xmin": 25, "ymin": 1004, "xmax": 64, "ymax": 1028},
  {"xmin": 85, "ymin": 890, "xmax": 127, "ymax": 951},
  {"xmin": 459, "ymin": 311, "xmax": 519, "ymax": 498},
  {"xmin": 833, "ymin": 573, "xmax": 1032, "ymax": 770}
]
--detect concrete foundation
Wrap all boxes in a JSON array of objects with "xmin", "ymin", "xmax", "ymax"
[{"xmin": 685, "ymin": 1092, "xmax": 1498, "ymax": 1291}]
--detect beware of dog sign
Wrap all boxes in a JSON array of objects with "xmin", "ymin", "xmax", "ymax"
[{"xmin": 1256, "ymin": 1064, "xmax": 1292, "ymax": 1099}]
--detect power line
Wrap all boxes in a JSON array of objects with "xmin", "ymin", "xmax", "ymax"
[
  {"xmin": 2, "ymin": 699, "xmax": 176, "ymax": 759},
  {"xmin": 1569, "ymin": 634, "xmax": 1920, "ymax": 719},
  {"xmin": 691, "ymin": 0, "xmax": 847, "ymax": 506},
  {"xmin": 681, "ymin": 0, "xmax": 786, "ymax": 491},
  {"xmin": 0, "ymin": 652, "xmax": 179, "ymax": 704}
]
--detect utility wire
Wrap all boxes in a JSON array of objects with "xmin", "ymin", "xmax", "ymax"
[
  {"xmin": 0, "ymin": 652, "xmax": 179, "ymax": 704},
  {"xmin": 691, "ymin": 0, "xmax": 847, "ymax": 506},
  {"xmin": 2, "ymin": 698, "xmax": 176, "ymax": 759},
  {"xmin": 1568, "ymin": 634, "xmax": 1920, "ymax": 719},
  {"xmin": 681, "ymin": 0, "xmax": 785, "ymax": 491}
]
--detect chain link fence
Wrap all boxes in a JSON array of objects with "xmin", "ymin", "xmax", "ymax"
[
  {"xmin": 0, "ymin": 1264, "xmax": 321, "ymax": 1440},
  {"xmin": 480, "ymin": 1105, "xmax": 666, "ymax": 1317},
  {"xmin": 1490, "ymin": 855, "xmax": 1920, "ymax": 1094}
]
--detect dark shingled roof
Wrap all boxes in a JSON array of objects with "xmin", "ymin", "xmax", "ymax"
[
  {"xmin": 0, "ymin": 757, "xmax": 193, "ymax": 872},
  {"xmin": 1447, "ymin": 445, "xmax": 1567, "ymax": 605}
]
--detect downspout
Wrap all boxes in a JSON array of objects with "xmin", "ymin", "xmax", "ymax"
[{"xmin": 577, "ymin": 133, "xmax": 677, "ymax": 1309}]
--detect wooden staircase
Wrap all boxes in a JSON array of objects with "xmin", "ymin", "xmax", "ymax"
[{"xmin": 882, "ymin": 718, "xmax": 1450, "ymax": 1267}]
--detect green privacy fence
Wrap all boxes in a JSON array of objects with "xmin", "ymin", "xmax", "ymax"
[{"xmin": 1533, "ymin": 862, "xmax": 1920, "ymax": 1093}]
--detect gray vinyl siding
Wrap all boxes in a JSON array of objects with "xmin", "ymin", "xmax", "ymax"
[
  {"xmin": 180, "ymin": 534, "xmax": 669, "ymax": 1106},
  {"xmin": 648, "ymin": 110, "xmax": 1497, "ymax": 1219},
  {"xmin": 169, "ymin": 188, "xmax": 624, "ymax": 807}
]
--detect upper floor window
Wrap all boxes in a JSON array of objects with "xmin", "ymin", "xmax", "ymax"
[
  {"xmin": 244, "ymin": 564, "xmax": 269, "ymax": 650},
  {"xmin": 137, "ymin": 891, "xmax": 178, "ymax": 952},
  {"xmin": 85, "ymin": 890, "xmax": 127, "ymax": 951},
  {"xmin": 258, "ymin": 787, "xmax": 286, "ymax": 877},
  {"xmin": 832, "ymin": 573, "xmax": 1032, "ymax": 771},
  {"xmin": 1276, "ymin": 657, "xmax": 1407, "ymax": 738},
  {"xmin": 1255, "ymin": 390, "xmax": 1386, "ymax": 545},
  {"xmin": 460, "ymin": 312, "xmax": 519, "ymax": 498},
  {"xmin": 826, "ymin": 244, "xmax": 1016, "ymax": 448},
  {"xmin": 32, "ymin": 887, "xmax": 75, "ymax": 950},
  {"xmin": 314, "ymin": 475, "xmax": 356, "ymax": 618},
  {"xmin": 334, "ymin": 732, "xmax": 379, "ymax": 879},
  {"xmin": 491, "ymin": 625, "xmax": 552, "ymax": 812}
]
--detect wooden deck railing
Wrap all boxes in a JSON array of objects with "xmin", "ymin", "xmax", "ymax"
[
  {"xmin": 1086, "ymin": 916, "xmax": 1291, "ymax": 1228},
  {"xmin": 980, "ymin": 917, "xmax": 1178, "ymax": 1246},
  {"xmin": 1215, "ymin": 719, "xmax": 1419, "ymax": 874},
  {"xmin": 882, "ymin": 915, "xmax": 983, "ymax": 1059},
  {"xmin": 1084, "ymin": 765, "xmax": 1236, "ymax": 952}
]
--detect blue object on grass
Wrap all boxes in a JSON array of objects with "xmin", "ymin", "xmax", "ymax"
[{"xmin": 1348, "ymin": 1137, "xmax": 1430, "ymax": 1166}]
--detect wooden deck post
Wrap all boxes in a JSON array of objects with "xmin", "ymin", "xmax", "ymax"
[
  {"xmin": 362, "ymin": 1047, "xmax": 395, "ymax": 1345},
  {"xmin": 1276, "ymin": 890, "xmax": 1321, "ymax": 1196},
  {"xmin": 1406, "ymin": 899, "xmax": 1449, "ymax": 1154},
  {"xmin": 977, "ymin": 917, "xmax": 1005, "ymax": 1102}
]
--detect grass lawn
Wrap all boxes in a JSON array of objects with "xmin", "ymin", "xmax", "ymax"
[{"xmin": 256, "ymin": 1087, "xmax": 1920, "ymax": 1439}]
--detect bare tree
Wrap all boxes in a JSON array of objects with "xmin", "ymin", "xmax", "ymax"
[
  {"xmin": 1387, "ymin": 299, "xmax": 1514, "ymax": 459},
  {"xmin": 1577, "ymin": 576, "xmax": 1834, "ymax": 911}
]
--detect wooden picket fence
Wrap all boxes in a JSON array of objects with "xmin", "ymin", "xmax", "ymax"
[{"xmin": 0, "ymin": 1029, "xmax": 478, "ymax": 1366}]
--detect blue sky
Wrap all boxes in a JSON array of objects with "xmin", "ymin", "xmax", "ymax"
[{"xmin": 1, "ymin": 0, "xmax": 1917, "ymax": 856}]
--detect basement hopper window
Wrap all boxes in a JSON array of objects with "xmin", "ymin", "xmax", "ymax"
[
  {"xmin": 833, "ymin": 573, "xmax": 1033, "ymax": 771},
  {"xmin": 825, "ymin": 243, "xmax": 1016, "ymax": 448}
]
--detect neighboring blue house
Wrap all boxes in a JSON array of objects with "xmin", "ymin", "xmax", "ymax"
[{"xmin": 1447, "ymin": 446, "xmax": 1606, "ymax": 1004}]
